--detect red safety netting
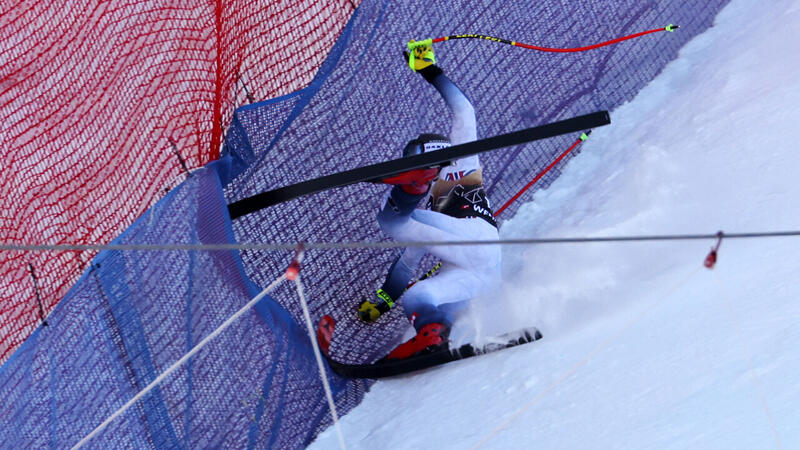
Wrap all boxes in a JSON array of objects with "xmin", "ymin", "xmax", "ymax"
[{"xmin": 0, "ymin": 0, "xmax": 360, "ymax": 363}]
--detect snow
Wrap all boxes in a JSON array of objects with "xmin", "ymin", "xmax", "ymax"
[{"xmin": 311, "ymin": 0, "xmax": 800, "ymax": 448}]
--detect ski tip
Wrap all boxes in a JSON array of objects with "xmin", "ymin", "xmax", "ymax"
[
  {"xmin": 515, "ymin": 327, "xmax": 543, "ymax": 342},
  {"xmin": 317, "ymin": 315, "xmax": 336, "ymax": 356}
]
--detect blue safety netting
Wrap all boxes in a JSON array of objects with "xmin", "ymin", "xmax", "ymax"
[
  {"xmin": 0, "ymin": 164, "xmax": 364, "ymax": 448},
  {"xmin": 0, "ymin": 1, "xmax": 729, "ymax": 448}
]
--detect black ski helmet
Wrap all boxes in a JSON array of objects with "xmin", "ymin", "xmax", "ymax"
[{"xmin": 402, "ymin": 133, "xmax": 450, "ymax": 157}]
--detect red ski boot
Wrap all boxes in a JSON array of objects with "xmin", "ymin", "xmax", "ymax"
[{"xmin": 385, "ymin": 323, "xmax": 450, "ymax": 360}]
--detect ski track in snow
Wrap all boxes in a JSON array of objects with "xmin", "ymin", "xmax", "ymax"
[{"xmin": 312, "ymin": 0, "xmax": 800, "ymax": 448}]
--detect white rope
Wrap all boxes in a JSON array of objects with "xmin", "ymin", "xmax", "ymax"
[
  {"xmin": 4, "ymin": 230, "xmax": 800, "ymax": 252},
  {"xmin": 71, "ymin": 274, "xmax": 287, "ymax": 449},
  {"xmin": 471, "ymin": 265, "xmax": 702, "ymax": 449},
  {"xmin": 293, "ymin": 271, "xmax": 347, "ymax": 450}
]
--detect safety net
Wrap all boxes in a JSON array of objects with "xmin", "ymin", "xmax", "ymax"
[
  {"xmin": 0, "ymin": 0, "xmax": 359, "ymax": 363},
  {"xmin": 1, "ymin": 0, "xmax": 729, "ymax": 448}
]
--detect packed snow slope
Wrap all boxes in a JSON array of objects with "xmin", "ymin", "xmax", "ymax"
[{"xmin": 311, "ymin": 0, "xmax": 800, "ymax": 448}]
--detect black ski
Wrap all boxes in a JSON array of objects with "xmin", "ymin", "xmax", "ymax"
[
  {"xmin": 228, "ymin": 111, "xmax": 610, "ymax": 218},
  {"xmin": 317, "ymin": 315, "xmax": 543, "ymax": 379}
]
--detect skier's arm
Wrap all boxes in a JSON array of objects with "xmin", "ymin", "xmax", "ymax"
[
  {"xmin": 416, "ymin": 65, "xmax": 477, "ymax": 146},
  {"xmin": 415, "ymin": 62, "xmax": 484, "ymax": 199}
]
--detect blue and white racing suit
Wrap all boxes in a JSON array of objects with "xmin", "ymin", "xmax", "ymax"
[{"xmin": 377, "ymin": 70, "xmax": 501, "ymax": 330}]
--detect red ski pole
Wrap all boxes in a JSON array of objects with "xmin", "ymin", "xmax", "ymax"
[
  {"xmin": 431, "ymin": 25, "xmax": 679, "ymax": 53},
  {"xmin": 494, "ymin": 131, "xmax": 590, "ymax": 217}
]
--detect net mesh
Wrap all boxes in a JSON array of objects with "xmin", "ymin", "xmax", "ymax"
[
  {"xmin": 0, "ymin": 0, "xmax": 359, "ymax": 363},
  {"xmin": 1, "ymin": 0, "xmax": 730, "ymax": 448},
  {"xmin": 0, "ymin": 165, "xmax": 367, "ymax": 448}
]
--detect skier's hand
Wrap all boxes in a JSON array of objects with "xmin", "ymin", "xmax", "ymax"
[
  {"xmin": 357, "ymin": 289, "xmax": 394, "ymax": 323},
  {"xmin": 358, "ymin": 299, "xmax": 382, "ymax": 322},
  {"xmin": 406, "ymin": 39, "xmax": 435, "ymax": 72}
]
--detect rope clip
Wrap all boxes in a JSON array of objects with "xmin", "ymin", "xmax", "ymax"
[
  {"xmin": 286, "ymin": 243, "xmax": 305, "ymax": 280},
  {"xmin": 704, "ymin": 231, "xmax": 724, "ymax": 269}
]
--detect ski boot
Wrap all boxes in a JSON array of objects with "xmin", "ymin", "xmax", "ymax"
[{"xmin": 385, "ymin": 322, "xmax": 450, "ymax": 360}]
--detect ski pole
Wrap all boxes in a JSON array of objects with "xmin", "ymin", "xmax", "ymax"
[
  {"xmin": 429, "ymin": 25, "xmax": 679, "ymax": 53},
  {"xmin": 494, "ymin": 131, "xmax": 591, "ymax": 217}
]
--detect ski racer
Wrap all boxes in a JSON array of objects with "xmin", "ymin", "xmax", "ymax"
[{"xmin": 358, "ymin": 40, "xmax": 501, "ymax": 360}]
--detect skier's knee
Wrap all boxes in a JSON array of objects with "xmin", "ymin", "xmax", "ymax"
[{"xmin": 403, "ymin": 291, "xmax": 452, "ymax": 330}]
